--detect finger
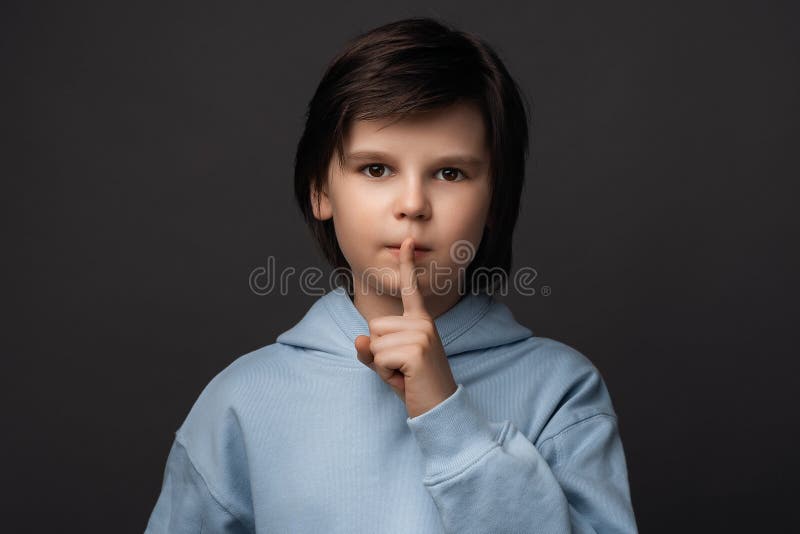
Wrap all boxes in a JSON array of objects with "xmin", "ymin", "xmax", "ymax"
[
  {"xmin": 356, "ymin": 336, "xmax": 405, "ymax": 399},
  {"xmin": 354, "ymin": 335, "xmax": 374, "ymax": 367},
  {"xmin": 372, "ymin": 345, "xmax": 421, "ymax": 380},
  {"xmin": 373, "ymin": 347, "xmax": 414, "ymax": 390},
  {"xmin": 366, "ymin": 316, "xmax": 431, "ymax": 336},
  {"xmin": 370, "ymin": 347, "xmax": 404, "ymax": 383},
  {"xmin": 399, "ymin": 237, "xmax": 428, "ymax": 318},
  {"xmin": 369, "ymin": 330, "xmax": 428, "ymax": 354}
]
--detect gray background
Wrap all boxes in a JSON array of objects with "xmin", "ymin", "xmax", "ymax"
[{"xmin": 3, "ymin": 1, "xmax": 797, "ymax": 532}]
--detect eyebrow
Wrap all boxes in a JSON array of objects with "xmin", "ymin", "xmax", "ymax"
[{"xmin": 345, "ymin": 150, "xmax": 486, "ymax": 168}]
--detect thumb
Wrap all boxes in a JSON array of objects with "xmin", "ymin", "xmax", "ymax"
[{"xmin": 354, "ymin": 335, "xmax": 374, "ymax": 367}]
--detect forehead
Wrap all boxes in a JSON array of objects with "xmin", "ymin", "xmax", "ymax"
[{"xmin": 344, "ymin": 100, "xmax": 489, "ymax": 156}]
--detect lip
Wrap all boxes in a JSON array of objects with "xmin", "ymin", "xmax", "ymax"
[{"xmin": 385, "ymin": 246, "xmax": 430, "ymax": 259}]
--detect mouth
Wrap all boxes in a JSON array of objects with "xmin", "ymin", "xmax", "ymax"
[
  {"xmin": 385, "ymin": 244, "xmax": 432, "ymax": 258},
  {"xmin": 386, "ymin": 243, "xmax": 432, "ymax": 251}
]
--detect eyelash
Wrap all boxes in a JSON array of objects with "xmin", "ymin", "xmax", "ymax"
[{"xmin": 358, "ymin": 163, "xmax": 468, "ymax": 182}]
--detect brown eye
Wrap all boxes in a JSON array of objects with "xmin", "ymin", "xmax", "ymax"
[
  {"xmin": 436, "ymin": 167, "xmax": 466, "ymax": 182},
  {"xmin": 361, "ymin": 164, "xmax": 390, "ymax": 178}
]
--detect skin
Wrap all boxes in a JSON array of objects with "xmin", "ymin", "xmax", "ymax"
[{"xmin": 310, "ymin": 100, "xmax": 493, "ymax": 418}]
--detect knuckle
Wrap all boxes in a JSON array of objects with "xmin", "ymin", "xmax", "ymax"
[
  {"xmin": 419, "ymin": 331, "xmax": 431, "ymax": 347},
  {"xmin": 422, "ymin": 320, "xmax": 434, "ymax": 336}
]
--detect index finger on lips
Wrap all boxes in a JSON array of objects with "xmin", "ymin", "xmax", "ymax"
[{"xmin": 399, "ymin": 237, "xmax": 429, "ymax": 318}]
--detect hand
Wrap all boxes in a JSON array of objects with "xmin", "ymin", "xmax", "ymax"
[{"xmin": 355, "ymin": 237, "xmax": 459, "ymax": 419}]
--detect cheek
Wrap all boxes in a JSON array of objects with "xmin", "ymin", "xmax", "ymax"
[
  {"xmin": 436, "ymin": 193, "xmax": 490, "ymax": 264},
  {"xmin": 329, "ymin": 193, "xmax": 384, "ymax": 266},
  {"xmin": 441, "ymin": 193, "xmax": 490, "ymax": 235}
]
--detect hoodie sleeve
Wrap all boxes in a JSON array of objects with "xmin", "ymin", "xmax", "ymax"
[
  {"xmin": 405, "ymin": 383, "xmax": 638, "ymax": 534},
  {"xmin": 145, "ymin": 358, "xmax": 256, "ymax": 534},
  {"xmin": 144, "ymin": 437, "xmax": 252, "ymax": 534}
]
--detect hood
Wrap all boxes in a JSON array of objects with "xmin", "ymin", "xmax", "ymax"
[{"xmin": 275, "ymin": 286, "xmax": 533, "ymax": 360}]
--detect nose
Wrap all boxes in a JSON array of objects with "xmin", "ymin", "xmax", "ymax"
[{"xmin": 393, "ymin": 175, "xmax": 431, "ymax": 221}]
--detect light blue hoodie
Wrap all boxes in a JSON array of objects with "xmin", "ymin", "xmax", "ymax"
[{"xmin": 145, "ymin": 286, "xmax": 638, "ymax": 533}]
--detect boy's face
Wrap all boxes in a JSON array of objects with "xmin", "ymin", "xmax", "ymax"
[{"xmin": 312, "ymin": 99, "xmax": 492, "ymax": 298}]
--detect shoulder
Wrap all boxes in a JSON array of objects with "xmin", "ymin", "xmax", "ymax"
[
  {"xmin": 519, "ymin": 335, "xmax": 596, "ymax": 371},
  {"xmin": 511, "ymin": 335, "xmax": 602, "ymax": 388},
  {"xmin": 175, "ymin": 342, "xmax": 289, "ymax": 445},
  {"xmin": 512, "ymin": 336, "xmax": 619, "ymax": 441}
]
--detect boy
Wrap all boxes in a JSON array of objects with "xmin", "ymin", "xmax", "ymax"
[{"xmin": 145, "ymin": 17, "xmax": 638, "ymax": 533}]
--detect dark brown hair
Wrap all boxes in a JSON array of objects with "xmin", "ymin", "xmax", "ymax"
[{"xmin": 293, "ymin": 17, "xmax": 531, "ymax": 295}]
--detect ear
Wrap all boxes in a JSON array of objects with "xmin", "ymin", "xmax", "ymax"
[{"xmin": 310, "ymin": 182, "xmax": 333, "ymax": 221}]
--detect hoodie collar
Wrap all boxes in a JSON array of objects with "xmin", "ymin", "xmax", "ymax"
[{"xmin": 276, "ymin": 286, "xmax": 533, "ymax": 362}]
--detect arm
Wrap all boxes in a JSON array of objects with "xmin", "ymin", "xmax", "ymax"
[
  {"xmin": 406, "ymin": 384, "xmax": 638, "ymax": 534},
  {"xmin": 144, "ymin": 437, "xmax": 253, "ymax": 534}
]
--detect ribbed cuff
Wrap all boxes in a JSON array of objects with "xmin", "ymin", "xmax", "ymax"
[{"xmin": 406, "ymin": 383, "xmax": 500, "ymax": 481}]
